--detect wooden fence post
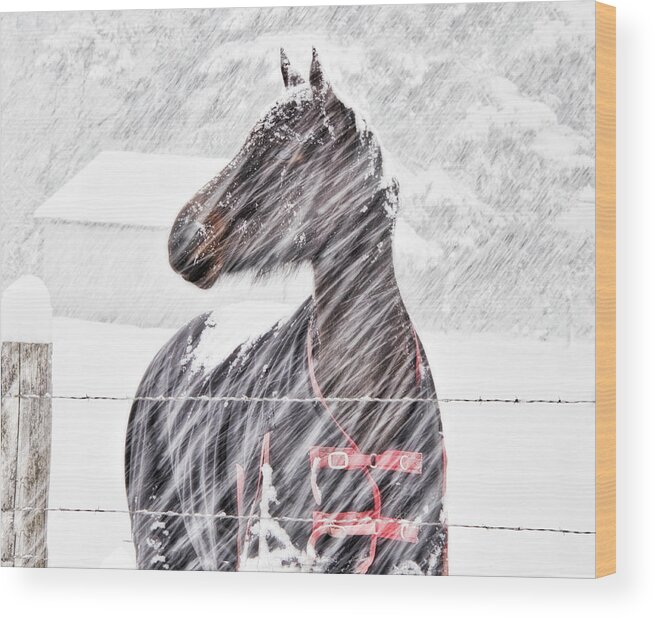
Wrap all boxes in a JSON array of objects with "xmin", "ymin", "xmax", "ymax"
[{"xmin": 1, "ymin": 276, "xmax": 52, "ymax": 568}]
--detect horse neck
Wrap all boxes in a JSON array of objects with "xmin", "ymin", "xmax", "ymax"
[{"xmin": 310, "ymin": 191, "xmax": 415, "ymax": 398}]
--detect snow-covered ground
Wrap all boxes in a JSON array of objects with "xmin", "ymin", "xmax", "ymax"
[{"xmin": 46, "ymin": 304, "xmax": 594, "ymax": 577}]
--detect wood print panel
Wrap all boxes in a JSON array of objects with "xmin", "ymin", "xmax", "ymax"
[{"xmin": 0, "ymin": 1, "xmax": 609, "ymax": 577}]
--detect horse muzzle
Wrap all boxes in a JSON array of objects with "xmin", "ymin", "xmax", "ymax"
[{"xmin": 168, "ymin": 221, "xmax": 225, "ymax": 289}]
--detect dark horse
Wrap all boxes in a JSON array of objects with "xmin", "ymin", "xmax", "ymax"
[{"xmin": 125, "ymin": 49, "xmax": 447, "ymax": 575}]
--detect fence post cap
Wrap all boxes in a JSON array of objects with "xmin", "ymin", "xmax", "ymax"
[{"xmin": 1, "ymin": 275, "xmax": 52, "ymax": 343}]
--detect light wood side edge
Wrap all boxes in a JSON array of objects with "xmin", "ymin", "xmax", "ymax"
[{"xmin": 595, "ymin": 1, "xmax": 616, "ymax": 578}]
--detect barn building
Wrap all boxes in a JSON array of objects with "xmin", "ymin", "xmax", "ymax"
[{"xmin": 34, "ymin": 151, "xmax": 317, "ymax": 328}]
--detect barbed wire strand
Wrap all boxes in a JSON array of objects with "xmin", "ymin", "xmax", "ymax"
[{"xmin": 2, "ymin": 506, "xmax": 594, "ymax": 535}]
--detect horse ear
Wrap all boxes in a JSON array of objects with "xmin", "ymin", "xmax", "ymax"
[
  {"xmin": 309, "ymin": 47, "xmax": 329, "ymax": 93},
  {"xmin": 280, "ymin": 48, "xmax": 305, "ymax": 88}
]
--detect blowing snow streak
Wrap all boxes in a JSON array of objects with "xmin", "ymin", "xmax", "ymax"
[{"xmin": 125, "ymin": 48, "xmax": 447, "ymax": 575}]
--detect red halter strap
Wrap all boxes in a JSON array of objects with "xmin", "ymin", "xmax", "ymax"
[
  {"xmin": 311, "ymin": 511, "xmax": 419, "ymax": 544},
  {"xmin": 305, "ymin": 325, "xmax": 381, "ymax": 573},
  {"xmin": 309, "ymin": 447, "xmax": 422, "ymax": 475},
  {"xmin": 305, "ymin": 323, "xmax": 426, "ymax": 572}
]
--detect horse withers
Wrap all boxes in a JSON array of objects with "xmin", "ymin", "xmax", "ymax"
[{"xmin": 125, "ymin": 48, "xmax": 447, "ymax": 575}]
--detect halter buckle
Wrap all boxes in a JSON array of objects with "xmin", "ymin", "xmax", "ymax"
[
  {"xmin": 399, "ymin": 521, "xmax": 414, "ymax": 541},
  {"xmin": 328, "ymin": 451, "xmax": 349, "ymax": 470}
]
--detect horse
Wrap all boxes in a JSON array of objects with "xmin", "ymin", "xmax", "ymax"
[{"xmin": 125, "ymin": 48, "xmax": 447, "ymax": 575}]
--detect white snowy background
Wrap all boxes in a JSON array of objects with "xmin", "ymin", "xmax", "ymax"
[{"xmin": 0, "ymin": 1, "xmax": 596, "ymax": 576}]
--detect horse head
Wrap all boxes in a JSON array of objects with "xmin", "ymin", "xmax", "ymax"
[{"xmin": 169, "ymin": 48, "xmax": 397, "ymax": 289}]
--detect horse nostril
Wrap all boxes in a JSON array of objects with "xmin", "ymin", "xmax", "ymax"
[
  {"xmin": 168, "ymin": 228, "xmax": 200, "ymax": 272},
  {"xmin": 169, "ymin": 200, "xmax": 228, "ymax": 287}
]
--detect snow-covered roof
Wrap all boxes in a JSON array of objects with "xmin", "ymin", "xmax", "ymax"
[{"xmin": 34, "ymin": 151, "xmax": 228, "ymax": 228}]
